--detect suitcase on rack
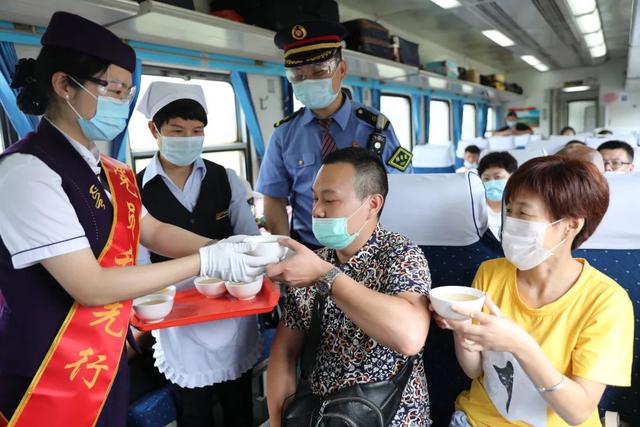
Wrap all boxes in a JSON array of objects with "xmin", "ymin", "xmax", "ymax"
[
  {"xmin": 343, "ymin": 19, "xmax": 393, "ymax": 60},
  {"xmin": 242, "ymin": 0, "xmax": 339, "ymax": 31},
  {"xmin": 391, "ymin": 35, "xmax": 420, "ymax": 66}
]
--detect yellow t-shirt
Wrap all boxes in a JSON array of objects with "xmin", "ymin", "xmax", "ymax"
[{"xmin": 455, "ymin": 258, "xmax": 634, "ymax": 427}]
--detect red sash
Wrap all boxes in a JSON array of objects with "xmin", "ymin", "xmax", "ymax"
[{"xmin": 5, "ymin": 155, "xmax": 141, "ymax": 427}]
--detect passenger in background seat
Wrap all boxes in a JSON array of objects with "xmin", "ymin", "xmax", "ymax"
[
  {"xmin": 556, "ymin": 144, "xmax": 605, "ymax": 173},
  {"xmin": 266, "ymin": 148, "xmax": 432, "ymax": 426},
  {"xmin": 456, "ymin": 145, "xmax": 481, "ymax": 173},
  {"xmin": 493, "ymin": 111, "xmax": 534, "ymax": 136},
  {"xmin": 559, "ymin": 126, "xmax": 576, "ymax": 136},
  {"xmin": 477, "ymin": 152, "xmax": 518, "ymax": 240},
  {"xmin": 597, "ymin": 140, "xmax": 635, "ymax": 173},
  {"xmin": 435, "ymin": 156, "xmax": 634, "ymax": 427},
  {"xmin": 135, "ymin": 81, "xmax": 260, "ymax": 427}
]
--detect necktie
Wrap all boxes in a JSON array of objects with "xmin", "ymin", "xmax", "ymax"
[{"xmin": 319, "ymin": 118, "xmax": 338, "ymax": 160}]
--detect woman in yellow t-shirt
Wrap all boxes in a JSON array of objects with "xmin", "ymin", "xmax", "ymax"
[{"xmin": 435, "ymin": 156, "xmax": 634, "ymax": 427}]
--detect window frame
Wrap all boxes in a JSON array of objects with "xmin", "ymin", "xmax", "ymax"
[
  {"xmin": 130, "ymin": 66, "xmax": 251, "ymax": 179},
  {"xmin": 462, "ymin": 102, "xmax": 478, "ymax": 139},
  {"xmin": 380, "ymin": 92, "xmax": 413, "ymax": 150},
  {"xmin": 428, "ymin": 98, "xmax": 452, "ymax": 145}
]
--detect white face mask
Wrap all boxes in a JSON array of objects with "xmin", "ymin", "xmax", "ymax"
[{"xmin": 501, "ymin": 217, "xmax": 566, "ymax": 270}]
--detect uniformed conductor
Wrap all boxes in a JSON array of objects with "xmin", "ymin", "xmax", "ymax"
[{"xmin": 256, "ymin": 20, "xmax": 413, "ymax": 249}]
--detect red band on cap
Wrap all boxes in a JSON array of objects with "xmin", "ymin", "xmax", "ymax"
[{"xmin": 284, "ymin": 35, "xmax": 341, "ymax": 51}]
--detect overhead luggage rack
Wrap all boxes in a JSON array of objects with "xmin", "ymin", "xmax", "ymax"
[{"xmin": 0, "ymin": 0, "xmax": 523, "ymax": 102}]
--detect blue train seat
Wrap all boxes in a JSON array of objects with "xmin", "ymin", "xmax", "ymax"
[
  {"xmin": 574, "ymin": 172, "xmax": 640, "ymax": 422},
  {"xmin": 382, "ymin": 172, "xmax": 503, "ymax": 427}
]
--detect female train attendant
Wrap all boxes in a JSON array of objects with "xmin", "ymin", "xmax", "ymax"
[
  {"xmin": 0, "ymin": 12, "xmax": 277, "ymax": 427},
  {"xmin": 436, "ymin": 157, "xmax": 634, "ymax": 426}
]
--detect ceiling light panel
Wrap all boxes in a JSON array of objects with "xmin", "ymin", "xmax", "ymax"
[
  {"xmin": 576, "ymin": 11, "xmax": 601, "ymax": 34},
  {"xmin": 589, "ymin": 44, "xmax": 607, "ymax": 57},
  {"xmin": 566, "ymin": 0, "xmax": 596, "ymax": 16},
  {"xmin": 584, "ymin": 30, "xmax": 604, "ymax": 47},
  {"xmin": 430, "ymin": 0, "xmax": 461, "ymax": 9},
  {"xmin": 481, "ymin": 30, "xmax": 515, "ymax": 47}
]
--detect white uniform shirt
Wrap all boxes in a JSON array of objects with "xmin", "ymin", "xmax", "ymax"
[
  {"xmin": 0, "ymin": 119, "xmax": 147, "ymax": 269},
  {"xmin": 488, "ymin": 208, "xmax": 502, "ymax": 241},
  {"xmin": 138, "ymin": 153, "xmax": 263, "ymax": 388}
]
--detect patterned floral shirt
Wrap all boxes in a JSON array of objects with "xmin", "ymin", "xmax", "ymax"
[{"xmin": 283, "ymin": 225, "xmax": 432, "ymax": 426}]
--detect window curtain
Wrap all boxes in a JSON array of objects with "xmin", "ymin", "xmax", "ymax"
[
  {"xmin": 423, "ymin": 93, "xmax": 431, "ymax": 144},
  {"xmin": 230, "ymin": 71, "xmax": 265, "ymax": 160},
  {"xmin": 411, "ymin": 94, "xmax": 421, "ymax": 148},
  {"xmin": 371, "ymin": 88, "xmax": 381, "ymax": 110},
  {"xmin": 111, "ymin": 58, "xmax": 141, "ymax": 161},
  {"xmin": 451, "ymin": 99, "xmax": 463, "ymax": 150},
  {"xmin": 352, "ymin": 86, "xmax": 364, "ymax": 104},
  {"xmin": 495, "ymin": 105, "xmax": 504, "ymax": 131},
  {"xmin": 281, "ymin": 76, "xmax": 293, "ymax": 117},
  {"xmin": 0, "ymin": 41, "xmax": 38, "ymax": 140},
  {"xmin": 478, "ymin": 103, "xmax": 488, "ymax": 137}
]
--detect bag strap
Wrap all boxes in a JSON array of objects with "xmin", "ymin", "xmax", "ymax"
[{"xmin": 300, "ymin": 294, "xmax": 328, "ymax": 378}]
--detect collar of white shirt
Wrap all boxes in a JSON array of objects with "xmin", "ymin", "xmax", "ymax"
[
  {"xmin": 45, "ymin": 117, "xmax": 101, "ymax": 176},
  {"xmin": 141, "ymin": 153, "xmax": 207, "ymax": 189}
]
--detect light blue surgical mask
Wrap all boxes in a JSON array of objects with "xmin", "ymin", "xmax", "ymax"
[
  {"xmin": 484, "ymin": 179, "xmax": 507, "ymax": 202},
  {"xmin": 66, "ymin": 77, "xmax": 130, "ymax": 142},
  {"xmin": 312, "ymin": 198, "xmax": 370, "ymax": 249},
  {"xmin": 506, "ymin": 120, "xmax": 517, "ymax": 128},
  {"xmin": 158, "ymin": 132, "xmax": 205, "ymax": 167},
  {"xmin": 292, "ymin": 77, "xmax": 339, "ymax": 110}
]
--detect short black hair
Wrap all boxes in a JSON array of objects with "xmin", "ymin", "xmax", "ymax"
[
  {"xmin": 323, "ymin": 147, "xmax": 388, "ymax": 216},
  {"xmin": 465, "ymin": 145, "xmax": 481, "ymax": 155},
  {"xmin": 506, "ymin": 111, "xmax": 518, "ymax": 118},
  {"xmin": 598, "ymin": 129, "xmax": 613, "ymax": 136},
  {"xmin": 560, "ymin": 126, "xmax": 575, "ymax": 135},
  {"xmin": 597, "ymin": 140, "xmax": 634, "ymax": 161},
  {"xmin": 477, "ymin": 151, "xmax": 518, "ymax": 176},
  {"xmin": 152, "ymin": 99, "xmax": 208, "ymax": 129}
]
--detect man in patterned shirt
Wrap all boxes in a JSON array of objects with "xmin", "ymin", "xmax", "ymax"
[{"xmin": 266, "ymin": 147, "xmax": 432, "ymax": 426}]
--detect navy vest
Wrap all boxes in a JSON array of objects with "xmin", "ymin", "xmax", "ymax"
[
  {"xmin": 136, "ymin": 159, "xmax": 233, "ymax": 263},
  {"xmin": 0, "ymin": 120, "xmax": 128, "ymax": 426}
]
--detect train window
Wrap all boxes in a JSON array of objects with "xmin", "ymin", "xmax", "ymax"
[
  {"xmin": 380, "ymin": 94, "xmax": 412, "ymax": 150},
  {"xmin": 428, "ymin": 99, "xmax": 451, "ymax": 145},
  {"xmin": 128, "ymin": 72, "xmax": 246, "ymax": 178},
  {"xmin": 487, "ymin": 107, "xmax": 496, "ymax": 132},
  {"xmin": 462, "ymin": 103, "xmax": 477, "ymax": 139}
]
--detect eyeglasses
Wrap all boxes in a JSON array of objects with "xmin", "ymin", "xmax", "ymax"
[
  {"xmin": 603, "ymin": 160, "xmax": 632, "ymax": 170},
  {"xmin": 286, "ymin": 58, "xmax": 340, "ymax": 84},
  {"xmin": 77, "ymin": 76, "xmax": 137, "ymax": 101}
]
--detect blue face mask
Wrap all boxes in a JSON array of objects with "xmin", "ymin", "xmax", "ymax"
[
  {"xmin": 66, "ymin": 79, "xmax": 130, "ymax": 141},
  {"xmin": 159, "ymin": 133, "xmax": 205, "ymax": 167},
  {"xmin": 292, "ymin": 77, "xmax": 339, "ymax": 110},
  {"xmin": 506, "ymin": 120, "xmax": 517, "ymax": 128},
  {"xmin": 312, "ymin": 198, "xmax": 370, "ymax": 249},
  {"xmin": 484, "ymin": 179, "xmax": 507, "ymax": 202}
]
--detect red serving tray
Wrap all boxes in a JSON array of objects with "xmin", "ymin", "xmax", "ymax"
[{"xmin": 130, "ymin": 278, "xmax": 280, "ymax": 331}]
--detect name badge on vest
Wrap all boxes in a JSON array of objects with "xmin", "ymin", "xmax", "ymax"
[{"xmin": 215, "ymin": 210, "xmax": 230, "ymax": 221}]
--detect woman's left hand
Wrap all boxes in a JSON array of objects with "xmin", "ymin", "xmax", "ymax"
[{"xmin": 450, "ymin": 295, "xmax": 533, "ymax": 354}]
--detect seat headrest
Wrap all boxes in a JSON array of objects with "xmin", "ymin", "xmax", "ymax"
[
  {"xmin": 499, "ymin": 148, "xmax": 545, "ymax": 166},
  {"xmin": 413, "ymin": 143, "xmax": 454, "ymax": 168},
  {"xmin": 513, "ymin": 134, "xmax": 530, "ymax": 148},
  {"xmin": 581, "ymin": 172, "xmax": 640, "ymax": 249},
  {"xmin": 487, "ymin": 135, "xmax": 515, "ymax": 151},
  {"xmin": 380, "ymin": 172, "xmax": 488, "ymax": 246}
]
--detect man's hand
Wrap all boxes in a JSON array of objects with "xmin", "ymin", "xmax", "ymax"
[{"xmin": 266, "ymin": 239, "xmax": 333, "ymax": 287}]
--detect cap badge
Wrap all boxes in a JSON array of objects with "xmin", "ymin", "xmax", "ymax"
[{"xmin": 291, "ymin": 25, "xmax": 307, "ymax": 40}]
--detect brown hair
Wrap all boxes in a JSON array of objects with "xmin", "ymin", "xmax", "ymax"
[{"xmin": 504, "ymin": 156, "xmax": 609, "ymax": 249}]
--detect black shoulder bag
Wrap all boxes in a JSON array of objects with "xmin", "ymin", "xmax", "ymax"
[{"xmin": 282, "ymin": 295, "xmax": 416, "ymax": 427}]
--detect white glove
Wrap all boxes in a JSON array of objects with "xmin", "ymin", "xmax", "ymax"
[
  {"xmin": 218, "ymin": 234, "xmax": 250, "ymax": 244},
  {"xmin": 199, "ymin": 242, "xmax": 280, "ymax": 283}
]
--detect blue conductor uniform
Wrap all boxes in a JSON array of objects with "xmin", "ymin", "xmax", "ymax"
[{"xmin": 257, "ymin": 95, "xmax": 412, "ymax": 246}]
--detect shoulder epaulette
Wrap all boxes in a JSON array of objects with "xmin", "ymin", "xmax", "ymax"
[
  {"xmin": 355, "ymin": 108, "xmax": 391, "ymax": 130},
  {"xmin": 274, "ymin": 107, "xmax": 304, "ymax": 128}
]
